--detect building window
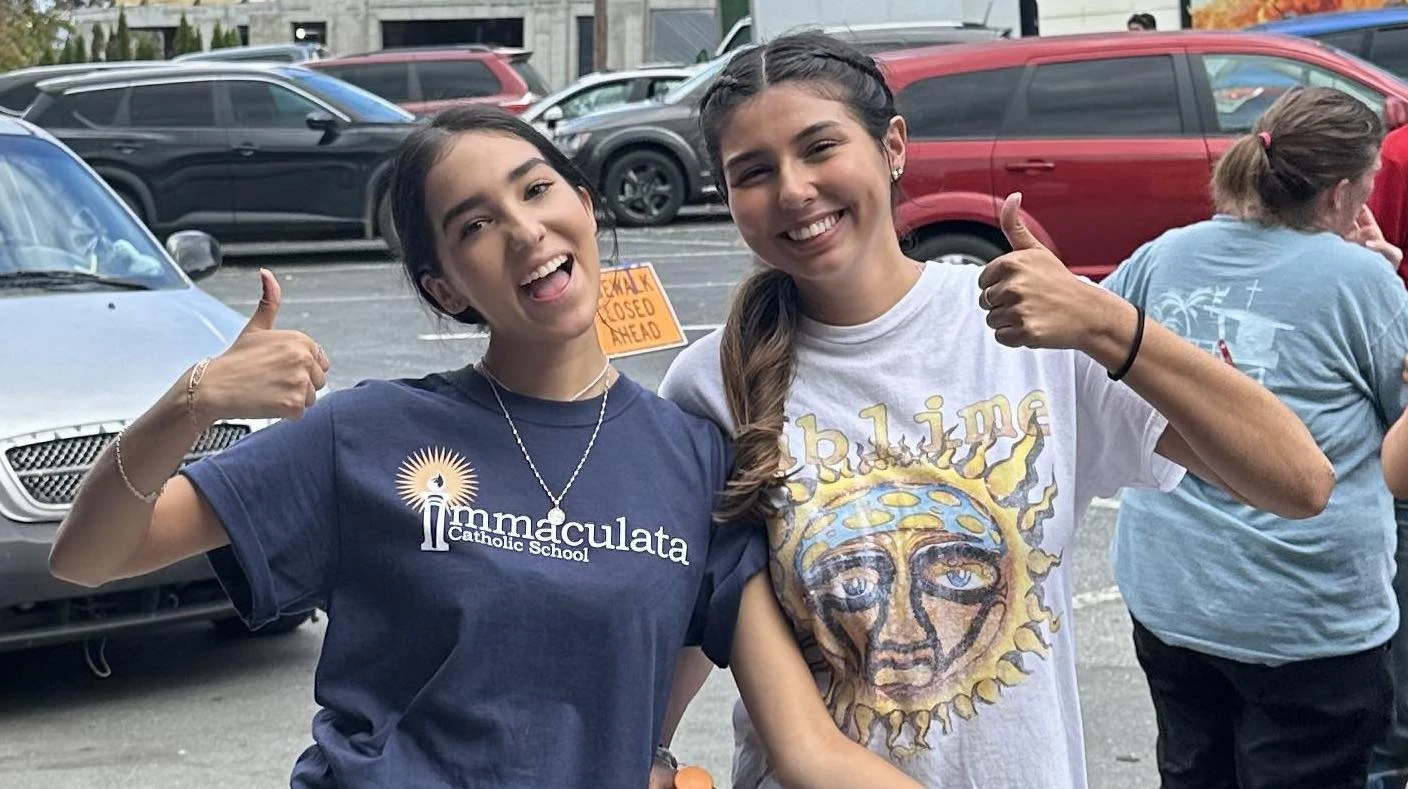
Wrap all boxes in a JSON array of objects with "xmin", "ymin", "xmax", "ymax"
[{"xmin": 577, "ymin": 16, "xmax": 594, "ymax": 77}]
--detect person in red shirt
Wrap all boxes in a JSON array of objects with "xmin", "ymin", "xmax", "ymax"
[
  {"xmin": 1367, "ymin": 97, "xmax": 1408, "ymax": 789},
  {"xmin": 1368, "ymin": 100, "xmax": 1408, "ymax": 285}
]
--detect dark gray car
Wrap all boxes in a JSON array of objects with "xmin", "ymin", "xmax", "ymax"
[{"xmin": 555, "ymin": 25, "xmax": 1010, "ymax": 227}]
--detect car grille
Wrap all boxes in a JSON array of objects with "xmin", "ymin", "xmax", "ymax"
[{"xmin": 4, "ymin": 424, "xmax": 251, "ymax": 507}]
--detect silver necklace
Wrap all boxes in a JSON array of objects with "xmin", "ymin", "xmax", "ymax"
[
  {"xmin": 568, "ymin": 362, "xmax": 612, "ymax": 401},
  {"xmin": 477, "ymin": 361, "xmax": 610, "ymax": 526}
]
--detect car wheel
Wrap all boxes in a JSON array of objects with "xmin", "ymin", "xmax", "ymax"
[
  {"xmin": 210, "ymin": 611, "xmax": 312, "ymax": 638},
  {"xmin": 604, "ymin": 149, "xmax": 686, "ymax": 227},
  {"xmin": 907, "ymin": 233, "xmax": 1004, "ymax": 267},
  {"xmin": 376, "ymin": 191, "xmax": 400, "ymax": 257}
]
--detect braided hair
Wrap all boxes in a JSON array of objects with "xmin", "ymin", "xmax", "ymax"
[{"xmin": 698, "ymin": 32, "xmax": 902, "ymax": 525}]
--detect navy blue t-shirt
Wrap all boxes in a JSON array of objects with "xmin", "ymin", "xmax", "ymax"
[{"xmin": 180, "ymin": 369, "xmax": 767, "ymax": 788}]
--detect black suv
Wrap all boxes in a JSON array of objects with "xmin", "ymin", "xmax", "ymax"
[
  {"xmin": 23, "ymin": 63, "xmax": 420, "ymax": 246},
  {"xmin": 554, "ymin": 24, "xmax": 1010, "ymax": 226},
  {"xmin": 0, "ymin": 62, "xmax": 150, "ymax": 115}
]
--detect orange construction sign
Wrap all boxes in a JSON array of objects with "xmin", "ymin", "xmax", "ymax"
[{"xmin": 595, "ymin": 262, "xmax": 687, "ymax": 359}]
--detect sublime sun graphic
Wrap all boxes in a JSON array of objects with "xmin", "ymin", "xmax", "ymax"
[
  {"xmin": 396, "ymin": 447, "xmax": 478, "ymax": 513},
  {"xmin": 776, "ymin": 423, "xmax": 1060, "ymax": 758}
]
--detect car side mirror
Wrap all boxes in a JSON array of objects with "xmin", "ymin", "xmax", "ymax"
[
  {"xmin": 165, "ymin": 229, "xmax": 222, "ymax": 281},
  {"xmin": 542, "ymin": 104, "xmax": 564, "ymax": 129},
  {"xmin": 305, "ymin": 110, "xmax": 338, "ymax": 133}
]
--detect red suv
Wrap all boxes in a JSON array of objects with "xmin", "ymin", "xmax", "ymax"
[
  {"xmin": 308, "ymin": 45, "xmax": 549, "ymax": 117},
  {"xmin": 880, "ymin": 31, "xmax": 1408, "ymax": 279}
]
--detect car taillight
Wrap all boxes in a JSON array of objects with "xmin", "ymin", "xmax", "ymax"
[{"xmin": 500, "ymin": 93, "xmax": 538, "ymax": 114}]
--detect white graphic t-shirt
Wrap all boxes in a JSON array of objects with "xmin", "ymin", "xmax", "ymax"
[{"xmin": 660, "ymin": 262, "xmax": 1184, "ymax": 789}]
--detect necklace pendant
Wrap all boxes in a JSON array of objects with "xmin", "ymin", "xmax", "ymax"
[{"xmin": 547, "ymin": 506, "xmax": 566, "ymax": 526}]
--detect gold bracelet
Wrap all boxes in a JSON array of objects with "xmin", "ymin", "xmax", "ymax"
[
  {"xmin": 186, "ymin": 357, "xmax": 212, "ymax": 431},
  {"xmin": 113, "ymin": 429, "xmax": 164, "ymax": 505}
]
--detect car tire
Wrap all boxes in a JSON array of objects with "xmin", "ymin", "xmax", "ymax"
[
  {"xmin": 603, "ymin": 149, "xmax": 686, "ymax": 227},
  {"xmin": 907, "ymin": 233, "xmax": 1004, "ymax": 267},
  {"xmin": 210, "ymin": 611, "xmax": 312, "ymax": 638},
  {"xmin": 376, "ymin": 191, "xmax": 400, "ymax": 257}
]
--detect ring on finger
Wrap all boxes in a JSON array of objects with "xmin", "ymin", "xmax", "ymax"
[{"xmin": 980, "ymin": 287, "xmax": 993, "ymax": 309}]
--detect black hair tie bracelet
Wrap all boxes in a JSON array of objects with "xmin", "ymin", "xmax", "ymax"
[{"xmin": 1108, "ymin": 305, "xmax": 1146, "ymax": 382}]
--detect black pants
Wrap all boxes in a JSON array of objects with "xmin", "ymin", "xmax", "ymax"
[{"xmin": 1132, "ymin": 616, "xmax": 1393, "ymax": 789}]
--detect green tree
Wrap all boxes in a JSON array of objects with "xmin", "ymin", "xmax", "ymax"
[
  {"xmin": 0, "ymin": 0, "xmax": 72, "ymax": 71},
  {"xmin": 210, "ymin": 22, "xmax": 224, "ymax": 49},
  {"xmin": 71, "ymin": 33, "xmax": 86, "ymax": 62},
  {"xmin": 173, "ymin": 13, "xmax": 193, "ymax": 55},
  {"xmin": 134, "ymin": 35, "xmax": 158, "ymax": 60},
  {"xmin": 191, "ymin": 25, "xmax": 203, "ymax": 53},
  {"xmin": 112, "ymin": 7, "xmax": 132, "ymax": 61},
  {"xmin": 89, "ymin": 22, "xmax": 105, "ymax": 62},
  {"xmin": 57, "ymin": 37, "xmax": 73, "ymax": 64}
]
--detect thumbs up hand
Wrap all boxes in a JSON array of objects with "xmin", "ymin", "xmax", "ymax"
[
  {"xmin": 193, "ymin": 269, "xmax": 330, "ymax": 424},
  {"xmin": 976, "ymin": 193, "xmax": 1126, "ymax": 351}
]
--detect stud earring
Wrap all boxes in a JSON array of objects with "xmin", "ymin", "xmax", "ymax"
[{"xmin": 891, "ymin": 167, "xmax": 903, "ymax": 181}]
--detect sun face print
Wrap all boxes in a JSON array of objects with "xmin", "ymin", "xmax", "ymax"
[
  {"xmin": 396, "ymin": 447, "xmax": 478, "ymax": 512},
  {"xmin": 775, "ymin": 422, "xmax": 1060, "ymax": 759}
]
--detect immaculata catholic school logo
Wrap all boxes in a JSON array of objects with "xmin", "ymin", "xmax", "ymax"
[
  {"xmin": 395, "ymin": 446, "xmax": 692, "ymax": 566},
  {"xmin": 396, "ymin": 447, "xmax": 479, "ymax": 552}
]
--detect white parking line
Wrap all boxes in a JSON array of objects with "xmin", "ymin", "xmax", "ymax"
[
  {"xmin": 618, "ymin": 250, "xmax": 749, "ymax": 259},
  {"xmin": 272, "ymin": 263, "xmax": 399, "ymax": 275},
  {"xmin": 664, "ymin": 281, "xmax": 739, "ymax": 290},
  {"xmin": 417, "ymin": 331, "xmax": 488, "ymax": 340},
  {"xmin": 1072, "ymin": 586, "xmax": 1124, "ymax": 610},
  {"xmin": 238, "ymin": 249, "xmax": 750, "ymax": 281},
  {"xmin": 626, "ymin": 237, "xmax": 742, "ymax": 249},
  {"xmin": 232, "ymin": 280, "xmax": 740, "ymax": 308},
  {"xmin": 417, "ymin": 323, "xmax": 725, "ymax": 341},
  {"xmin": 230, "ymin": 294, "xmax": 398, "ymax": 306}
]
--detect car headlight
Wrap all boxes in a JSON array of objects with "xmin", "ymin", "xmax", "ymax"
[{"xmin": 556, "ymin": 132, "xmax": 591, "ymax": 156}]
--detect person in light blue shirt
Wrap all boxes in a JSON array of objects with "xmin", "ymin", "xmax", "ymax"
[{"xmin": 1102, "ymin": 86, "xmax": 1408, "ymax": 789}]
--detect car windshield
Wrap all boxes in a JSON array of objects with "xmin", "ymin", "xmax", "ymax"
[
  {"xmin": 0, "ymin": 135, "xmax": 181, "ymax": 288},
  {"xmin": 280, "ymin": 67, "xmax": 416, "ymax": 123},
  {"xmin": 662, "ymin": 55, "xmax": 737, "ymax": 105}
]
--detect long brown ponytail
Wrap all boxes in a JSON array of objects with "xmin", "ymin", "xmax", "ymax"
[
  {"xmin": 713, "ymin": 267, "xmax": 802, "ymax": 524},
  {"xmin": 698, "ymin": 32, "xmax": 899, "ymax": 524}
]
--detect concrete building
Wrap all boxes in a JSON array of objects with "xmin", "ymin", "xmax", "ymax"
[
  {"xmin": 68, "ymin": 0, "xmax": 721, "ymax": 93},
  {"xmin": 65, "ymin": 0, "xmax": 1190, "ymax": 93}
]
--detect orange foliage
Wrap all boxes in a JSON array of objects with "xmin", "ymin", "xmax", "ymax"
[{"xmin": 1193, "ymin": 0, "xmax": 1387, "ymax": 29}]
